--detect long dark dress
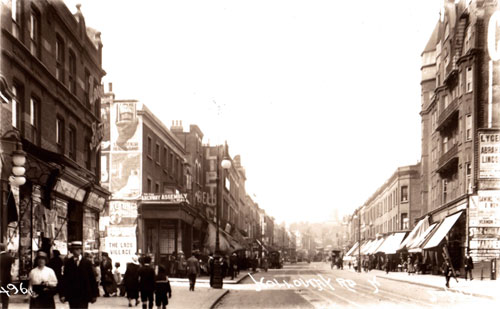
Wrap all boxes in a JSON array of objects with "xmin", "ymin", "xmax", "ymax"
[
  {"xmin": 30, "ymin": 284, "xmax": 56, "ymax": 308},
  {"xmin": 124, "ymin": 262, "xmax": 140, "ymax": 299},
  {"xmin": 100, "ymin": 257, "xmax": 116, "ymax": 296}
]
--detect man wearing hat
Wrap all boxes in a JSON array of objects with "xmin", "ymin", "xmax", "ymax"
[{"xmin": 60, "ymin": 241, "xmax": 98, "ymax": 308}]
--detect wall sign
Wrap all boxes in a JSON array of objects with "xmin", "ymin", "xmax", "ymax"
[{"xmin": 479, "ymin": 133, "xmax": 500, "ymax": 179}]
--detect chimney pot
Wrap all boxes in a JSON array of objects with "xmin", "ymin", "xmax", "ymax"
[{"xmin": 108, "ymin": 82, "xmax": 112, "ymax": 92}]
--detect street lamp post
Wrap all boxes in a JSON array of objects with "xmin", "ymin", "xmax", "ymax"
[
  {"xmin": 212, "ymin": 141, "xmax": 231, "ymax": 289},
  {"xmin": 354, "ymin": 213, "xmax": 361, "ymax": 273}
]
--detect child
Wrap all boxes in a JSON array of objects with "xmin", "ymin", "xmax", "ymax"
[
  {"xmin": 113, "ymin": 262, "xmax": 122, "ymax": 297},
  {"xmin": 154, "ymin": 265, "xmax": 172, "ymax": 309}
]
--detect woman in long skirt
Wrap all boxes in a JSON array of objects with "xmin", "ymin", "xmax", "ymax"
[
  {"xmin": 124, "ymin": 256, "xmax": 140, "ymax": 307},
  {"xmin": 29, "ymin": 251, "xmax": 58, "ymax": 309}
]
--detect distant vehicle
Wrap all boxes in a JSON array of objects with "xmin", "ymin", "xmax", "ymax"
[{"xmin": 268, "ymin": 251, "xmax": 283, "ymax": 269}]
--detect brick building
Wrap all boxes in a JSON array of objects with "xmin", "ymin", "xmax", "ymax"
[
  {"xmin": 0, "ymin": 0, "xmax": 109, "ymax": 281},
  {"xmin": 418, "ymin": 0, "xmax": 500, "ymax": 270}
]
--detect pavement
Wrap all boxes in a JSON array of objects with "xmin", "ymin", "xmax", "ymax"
[
  {"xmin": 345, "ymin": 266, "xmax": 500, "ymax": 300},
  {"xmin": 6, "ymin": 272, "xmax": 249, "ymax": 308}
]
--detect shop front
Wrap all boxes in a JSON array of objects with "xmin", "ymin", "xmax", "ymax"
[
  {"xmin": 3, "ymin": 145, "xmax": 107, "ymax": 282},
  {"xmin": 138, "ymin": 193, "xmax": 202, "ymax": 275}
]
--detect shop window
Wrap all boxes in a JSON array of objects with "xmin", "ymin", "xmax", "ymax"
[
  {"xmin": 67, "ymin": 201, "xmax": 83, "ymax": 243},
  {"xmin": 401, "ymin": 186, "xmax": 408, "ymax": 202}
]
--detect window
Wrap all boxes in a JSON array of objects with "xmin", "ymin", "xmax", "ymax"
[
  {"xmin": 443, "ymin": 95, "xmax": 449, "ymax": 109},
  {"xmin": 443, "ymin": 136, "xmax": 448, "ymax": 153},
  {"xmin": 464, "ymin": 26, "xmax": 472, "ymax": 53},
  {"xmin": 147, "ymin": 136, "xmax": 152, "ymax": 158},
  {"xmin": 11, "ymin": 0, "xmax": 20, "ymax": 38},
  {"xmin": 69, "ymin": 50, "xmax": 76, "ymax": 94},
  {"xmin": 155, "ymin": 143, "xmax": 160, "ymax": 164},
  {"xmin": 466, "ymin": 163, "xmax": 472, "ymax": 193},
  {"xmin": 155, "ymin": 182, "xmax": 160, "ymax": 194},
  {"xmin": 30, "ymin": 97, "xmax": 39, "ymax": 144},
  {"xmin": 56, "ymin": 117, "xmax": 64, "ymax": 151},
  {"xmin": 30, "ymin": 8, "xmax": 40, "ymax": 57},
  {"xmin": 84, "ymin": 137, "xmax": 91, "ymax": 170},
  {"xmin": 163, "ymin": 147, "xmax": 168, "ymax": 169},
  {"xmin": 466, "ymin": 114, "xmax": 472, "ymax": 141},
  {"xmin": 431, "ymin": 110, "xmax": 437, "ymax": 130},
  {"xmin": 147, "ymin": 178, "xmax": 152, "ymax": 193},
  {"xmin": 443, "ymin": 179, "xmax": 448, "ymax": 203},
  {"xmin": 459, "ymin": 70, "xmax": 463, "ymax": 95},
  {"xmin": 69, "ymin": 126, "xmax": 76, "ymax": 160},
  {"xmin": 84, "ymin": 69, "xmax": 90, "ymax": 106},
  {"xmin": 401, "ymin": 186, "xmax": 408, "ymax": 202},
  {"xmin": 56, "ymin": 36, "xmax": 65, "ymax": 82},
  {"xmin": 466, "ymin": 66, "xmax": 473, "ymax": 92},
  {"xmin": 11, "ymin": 84, "xmax": 21, "ymax": 129}
]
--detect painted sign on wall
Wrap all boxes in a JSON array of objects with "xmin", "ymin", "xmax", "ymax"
[{"xmin": 479, "ymin": 133, "xmax": 500, "ymax": 179}]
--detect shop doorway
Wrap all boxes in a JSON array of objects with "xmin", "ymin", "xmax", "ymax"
[
  {"xmin": 67, "ymin": 201, "xmax": 83, "ymax": 242},
  {"xmin": 145, "ymin": 219, "xmax": 176, "ymax": 275}
]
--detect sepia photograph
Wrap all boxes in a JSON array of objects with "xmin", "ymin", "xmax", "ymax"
[{"xmin": 0, "ymin": 0, "xmax": 500, "ymax": 308}]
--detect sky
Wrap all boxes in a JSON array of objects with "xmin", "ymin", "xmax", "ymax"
[{"xmin": 64, "ymin": 0, "xmax": 443, "ymax": 224}]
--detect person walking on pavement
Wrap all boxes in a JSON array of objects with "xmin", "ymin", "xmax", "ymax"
[
  {"xmin": 101, "ymin": 252, "xmax": 116, "ymax": 297},
  {"xmin": 465, "ymin": 253, "xmax": 474, "ymax": 280},
  {"xmin": 230, "ymin": 253, "xmax": 238, "ymax": 280},
  {"xmin": 186, "ymin": 251, "xmax": 200, "ymax": 291},
  {"xmin": 138, "ymin": 256, "xmax": 155, "ymax": 309},
  {"xmin": 0, "ymin": 243, "xmax": 14, "ymax": 309},
  {"xmin": 48, "ymin": 250, "xmax": 63, "ymax": 297},
  {"xmin": 208, "ymin": 253, "xmax": 214, "ymax": 287},
  {"xmin": 60, "ymin": 241, "xmax": 98, "ymax": 309},
  {"xmin": 29, "ymin": 251, "xmax": 58, "ymax": 309},
  {"xmin": 177, "ymin": 252, "xmax": 187, "ymax": 278},
  {"xmin": 442, "ymin": 260, "xmax": 452, "ymax": 288},
  {"xmin": 154, "ymin": 265, "xmax": 172, "ymax": 309},
  {"xmin": 124, "ymin": 256, "xmax": 141, "ymax": 307}
]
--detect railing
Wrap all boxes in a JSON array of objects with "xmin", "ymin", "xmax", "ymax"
[
  {"xmin": 437, "ymin": 144, "xmax": 459, "ymax": 170},
  {"xmin": 437, "ymin": 97, "xmax": 459, "ymax": 130}
]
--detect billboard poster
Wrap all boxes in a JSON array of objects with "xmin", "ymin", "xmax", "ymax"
[
  {"xmin": 100, "ymin": 103, "xmax": 111, "ymax": 151},
  {"xmin": 479, "ymin": 132, "xmax": 500, "ymax": 179},
  {"xmin": 110, "ymin": 153, "xmax": 141, "ymax": 199},
  {"xmin": 101, "ymin": 153, "xmax": 110, "ymax": 190},
  {"xmin": 110, "ymin": 101, "xmax": 141, "ymax": 152}
]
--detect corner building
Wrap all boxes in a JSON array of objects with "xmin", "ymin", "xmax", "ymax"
[
  {"xmin": 0, "ymin": 0, "xmax": 109, "ymax": 281},
  {"xmin": 420, "ymin": 0, "xmax": 500, "ymax": 272}
]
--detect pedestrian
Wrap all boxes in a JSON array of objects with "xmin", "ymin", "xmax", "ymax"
[
  {"xmin": 385, "ymin": 258, "xmax": 390, "ymax": 274},
  {"xmin": 0, "ymin": 243, "xmax": 14, "ymax": 309},
  {"xmin": 124, "ymin": 256, "xmax": 140, "ymax": 307},
  {"xmin": 101, "ymin": 252, "xmax": 116, "ymax": 297},
  {"xmin": 114, "ymin": 262, "xmax": 125, "ymax": 296},
  {"xmin": 262, "ymin": 256, "xmax": 268, "ymax": 272},
  {"xmin": 138, "ymin": 256, "xmax": 155, "ymax": 309},
  {"xmin": 168, "ymin": 253, "xmax": 176, "ymax": 277},
  {"xmin": 186, "ymin": 251, "xmax": 200, "ymax": 291},
  {"xmin": 230, "ymin": 253, "xmax": 238, "ymax": 279},
  {"xmin": 348, "ymin": 261, "xmax": 352, "ymax": 269},
  {"xmin": 442, "ymin": 260, "xmax": 452, "ymax": 288},
  {"xmin": 93, "ymin": 258, "xmax": 102, "ymax": 296},
  {"xmin": 29, "ymin": 251, "xmax": 58, "ymax": 309},
  {"xmin": 464, "ymin": 253, "xmax": 474, "ymax": 280},
  {"xmin": 176, "ymin": 252, "xmax": 187, "ymax": 278},
  {"xmin": 208, "ymin": 253, "xmax": 214, "ymax": 287},
  {"xmin": 407, "ymin": 256, "xmax": 414, "ymax": 275},
  {"xmin": 60, "ymin": 241, "xmax": 98, "ymax": 309},
  {"xmin": 48, "ymin": 249, "xmax": 63, "ymax": 296},
  {"xmin": 154, "ymin": 265, "xmax": 172, "ymax": 309}
]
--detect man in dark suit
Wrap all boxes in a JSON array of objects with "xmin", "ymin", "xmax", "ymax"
[
  {"xmin": 464, "ymin": 253, "xmax": 474, "ymax": 280},
  {"xmin": 60, "ymin": 241, "xmax": 98, "ymax": 308},
  {"xmin": 0, "ymin": 243, "xmax": 14, "ymax": 309},
  {"xmin": 138, "ymin": 256, "xmax": 155, "ymax": 309}
]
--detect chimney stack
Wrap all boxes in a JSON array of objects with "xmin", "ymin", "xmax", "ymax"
[{"xmin": 108, "ymin": 82, "xmax": 113, "ymax": 92}]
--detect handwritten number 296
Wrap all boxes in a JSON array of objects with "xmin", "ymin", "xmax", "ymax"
[{"xmin": 0, "ymin": 283, "xmax": 31, "ymax": 297}]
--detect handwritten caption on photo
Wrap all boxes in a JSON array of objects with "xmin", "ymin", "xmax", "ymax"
[{"xmin": 0, "ymin": 283, "xmax": 32, "ymax": 297}]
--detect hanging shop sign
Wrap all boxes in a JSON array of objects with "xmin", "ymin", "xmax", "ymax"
[
  {"xmin": 479, "ymin": 133, "xmax": 500, "ymax": 179},
  {"xmin": 54, "ymin": 179, "xmax": 86, "ymax": 202},
  {"xmin": 141, "ymin": 193, "xmax": 189, "ymax": 203},
  {"xmin": 85, "ymin": 191, "xmax": 106, "ymax": 212}
]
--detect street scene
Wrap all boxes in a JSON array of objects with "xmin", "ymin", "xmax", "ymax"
[{"xmin": 1, "ymin": 0, "xmax": 500, "ymax": 308}]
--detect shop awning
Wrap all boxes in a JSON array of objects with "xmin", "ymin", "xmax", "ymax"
[
  {"xmin": 365, "ymin": 237, "xmax": 386, "ymax": 255},
  {"xmin": 345, "ymin": 242, "xmax": 359, "ymax": 257},
  {"xmin": 408, "ymin": 223, "xmax": 438, "ymax": 253},
  {"xmin": 398, "ymin": 216, "xmax": 429, "ymax": 251},
  {"xmin": 423, "ymin": 211, "xmax": 463, "ymax": 250},
  {"xmin": 203, "ymin": 223, "xmax": 232, "ymax": 253},
  {"xmin": 360, "ymin": 239, "xmax": 374, "ymax": 255},
  {"xmin": 376, "ymin": 232, "xmax": 407, "ymax": 254}
]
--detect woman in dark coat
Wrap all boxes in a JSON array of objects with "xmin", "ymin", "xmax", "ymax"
[
  {"xmin": 124, "ymin": 256, "xmax": 140, "ymax": 307},
  {"xmin": 100, "ymin": 253, "xmax": 116, "ymax": 297}
]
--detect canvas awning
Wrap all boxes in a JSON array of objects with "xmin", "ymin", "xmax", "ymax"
[
  {"xmin": 376, "ymin": 232, "xmax": 407, "ymax": 254},
  {"xmin": 365, "ymin": 237, "xmax": 386, "ymax": 255},
  {"xmin": 408, "ymin": 223, "xmax": 438, "ymax": 253},
  {"xmin": 423, "ymin": 211, "xmax": 463, "ymax": 249},
  {"xmin": 204, "ymin": 223, "xmax": 232, "ymax": 253},
  {"xmin": 398, "ymin": 216, "xmax": 429, "ymax": 251},
  {"xmin": 345, "ymin": 242, "xmax": 359, "ymax": 257},
  {"xmin": 360, "ymin": 239, "xmax": 375, "ymax": 255}
]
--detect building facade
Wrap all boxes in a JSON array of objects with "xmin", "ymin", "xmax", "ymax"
[
  {"xmin": 420, "ymin": 0, "xmax": 500, "ymax": 265},
  {"xmin": 0, "ymin": 0, "xmax": 108, "ymax": 281}
]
